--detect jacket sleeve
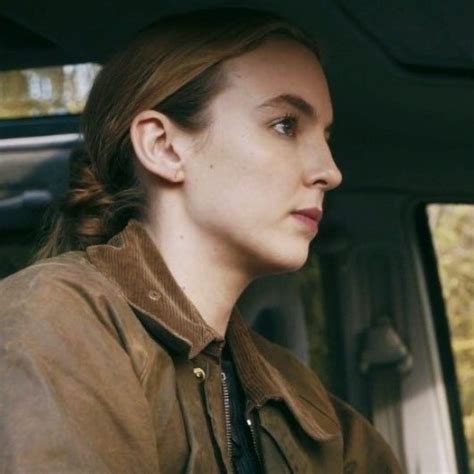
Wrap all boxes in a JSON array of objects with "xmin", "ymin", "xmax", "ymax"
[
  {"xmin": 0, "ymin": 263, "xmax": 160, "ymax": 474},
  {"xmin": 329, "ymin": 393, "xmax": 405, "ymax": 474}
]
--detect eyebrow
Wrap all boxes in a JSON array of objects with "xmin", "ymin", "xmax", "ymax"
[{"xmin": 257, "ymin": 93, "xmax": 333, "ymax": 133}]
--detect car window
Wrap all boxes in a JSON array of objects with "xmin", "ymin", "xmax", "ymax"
[
  {"xmin": 427, "ymin": 204, "xmax": 474, "ymax": 473},
  {"xmin": 0, "ymin": 63, "xmax": 100, "ymax": 119}
]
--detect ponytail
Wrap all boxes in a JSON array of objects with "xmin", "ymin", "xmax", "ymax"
[{"xmin": 35, "ymin": 145, "xmax": 144, "ymax": 259}]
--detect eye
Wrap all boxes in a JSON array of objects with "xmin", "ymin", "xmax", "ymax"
[{"xmin": 272, "ymin": 113, "xmax": 299, "ymax": 137}]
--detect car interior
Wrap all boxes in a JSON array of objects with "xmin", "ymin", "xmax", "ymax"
[{"xmin": 1, "ymin": 1, "xmax": 473, "ymax": 473}]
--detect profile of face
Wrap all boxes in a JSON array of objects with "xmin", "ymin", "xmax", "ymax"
[{"xmin": 132, "ymin": 36, "xmax": 342, "ymax": 279}]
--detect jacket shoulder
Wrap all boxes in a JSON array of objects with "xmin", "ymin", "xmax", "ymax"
[
  {"xmin": 1, "ymin": 251, "xmax": 114, "ymax": 293},
  {"xmin": 0, "ymin": 251, "xmax": 133, "ymax": 344},
  {"xmin": 0, "ymin": 252, "xmax": 161, "ymax": 472}
]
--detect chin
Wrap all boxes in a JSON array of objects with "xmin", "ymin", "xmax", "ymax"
[
  {"xmin": 259, "ymin": 244, "xmax": 310, "ymax": 276},
  {"xmin": 233, "ymin": 230, "xmax": 310, "ymax": 277}
]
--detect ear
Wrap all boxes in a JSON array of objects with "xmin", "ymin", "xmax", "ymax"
[{"xmin": 130, "ymin": 110, "xmax": 185, "ymax": 183}]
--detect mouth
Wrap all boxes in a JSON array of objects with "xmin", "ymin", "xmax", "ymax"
[{"xmin": 291, "ymin": 207, "xmax": 323, "ymax": 234}]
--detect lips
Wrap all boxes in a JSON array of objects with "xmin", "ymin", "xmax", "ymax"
[
  {"xmin": 291, "ymin": 207, "xmax": 323, "ymax": 234},
  {"xmin": 292, "ymin": 208, "xmax": 323, "ymax": 224}
]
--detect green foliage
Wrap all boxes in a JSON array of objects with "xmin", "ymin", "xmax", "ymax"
[{"xmin": 428, "ymin": 204, "xmax": 474, "ymax": 471}]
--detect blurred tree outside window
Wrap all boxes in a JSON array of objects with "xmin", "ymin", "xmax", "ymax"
[
  {"xmin": 427, "ymin": 204, "xmax": 474, "ymax": 472},
  {"xmin": 0, "ymin": 63, "xmax": 100, "ymax": 119}
]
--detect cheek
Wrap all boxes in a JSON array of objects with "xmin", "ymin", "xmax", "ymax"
[
  {"xmin": 215, "ymin": 156, "xmax": 293, "ymax": 224},
  {"xmin": 186, "ymin": 126, "xmax": 300, "ymax": 232},
  {"xmin": 209, "ymin": 173, "xmax": 298, "ymax": 246}
]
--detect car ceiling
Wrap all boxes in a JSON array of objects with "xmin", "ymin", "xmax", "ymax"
[{"xmin": 1, "ymin": 0, "xmax": 473, "ymax": 194}]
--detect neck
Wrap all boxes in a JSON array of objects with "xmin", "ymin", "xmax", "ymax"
[{"xmin": 144, "ymin": 218, "xmax": 251, "ymax": 338}]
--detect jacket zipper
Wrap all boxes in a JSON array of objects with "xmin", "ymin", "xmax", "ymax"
[
  {"xmin": 246, "ymin": 415, "xmax": 263, "ymax": 467},
  {"xmin": 220, "ymin": 371, "xmax": 234, "ymax": 474}
]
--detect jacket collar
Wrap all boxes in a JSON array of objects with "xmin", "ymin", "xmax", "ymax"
[
  {"xmin": 86, "ymin": 219, "xmax": 340, "ymax": 441},
  {"xmin": 87, "ymin": 219, "xmax": 219, "ymax": 358}
]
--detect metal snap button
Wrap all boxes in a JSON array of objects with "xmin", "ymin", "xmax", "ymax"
[
  {"xmin": 148, "ymin": 290, "xmax": 160, "ymax": 301},
  {"xmin": 193, "ymin": 367, "xmax": 206, "ymax": 380}
]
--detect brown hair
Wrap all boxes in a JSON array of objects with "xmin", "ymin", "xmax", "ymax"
[{"xmin": 35, "ymin": 7, "xmax": 320, "ymax": 260}]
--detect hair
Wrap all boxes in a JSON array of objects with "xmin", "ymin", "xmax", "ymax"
[{"xmin": 35, "ymin": 7, "xmax": 320, "ymax": 260}]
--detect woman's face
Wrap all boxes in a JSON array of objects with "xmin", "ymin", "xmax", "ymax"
[{"xmin": 180, "ymin": 36, "xmax": 342, "ymax": 276}]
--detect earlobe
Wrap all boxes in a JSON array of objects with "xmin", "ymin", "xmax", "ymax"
[
  {"xmin": 174, "ymin": 169, "xmax": 185, "ymax": 182},
  {"xmin": 130, "ymin": 109, "xmax": 185, "ymax": 183}
]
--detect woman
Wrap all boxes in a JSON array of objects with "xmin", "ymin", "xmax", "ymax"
[{"xmin": 0, "ymin": 7, "xmax": 402, "ymax": 473}]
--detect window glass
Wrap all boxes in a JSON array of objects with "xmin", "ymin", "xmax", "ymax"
[
  {"xmin": 427, "ymin": 204, "xmax": 474, "ymax": 472},
  {"xmin": 0, "ymin": 63, "xmax": 100, "ymax": 119}
]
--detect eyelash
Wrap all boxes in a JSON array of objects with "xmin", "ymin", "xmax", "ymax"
[
  {"xmin": 272, "ymin": 113, "xmax": 299, "ymax": 137},
  {"xmin": 271, "ymin": 113, "xmax": 334, "ymax": 145}
]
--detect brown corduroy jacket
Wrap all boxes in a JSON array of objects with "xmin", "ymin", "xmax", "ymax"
[{"xmin": 0, "ymin": 220, "xmax": 403, "ymax": 473}]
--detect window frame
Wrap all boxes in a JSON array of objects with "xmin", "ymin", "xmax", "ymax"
[
  {"xmin": 0, "ymin": 115, "xmax": 80, "ymax": 140},
  {"xmin": 416, "ymin": 202, "xmax": 472, "ymax": 474}
]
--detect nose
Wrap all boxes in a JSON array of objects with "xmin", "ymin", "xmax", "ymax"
[{"xmin": 305, "ymin": 143, "xmax": 343, "ymax": 191}]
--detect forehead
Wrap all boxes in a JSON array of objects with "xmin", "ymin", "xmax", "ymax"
[{"xmin": 220, "ymin": 36, "xmax": 332, "ymax": 120}]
